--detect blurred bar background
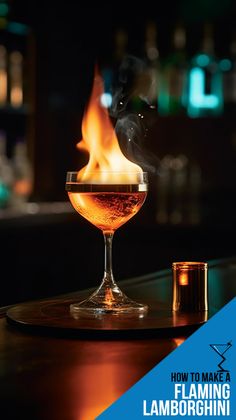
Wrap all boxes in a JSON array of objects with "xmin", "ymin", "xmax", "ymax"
[{"xmin": 1, "ymin": 0, "xmax": 236, "ymax": 306}]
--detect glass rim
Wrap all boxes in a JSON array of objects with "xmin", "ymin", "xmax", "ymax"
[
  {"xmin": 66, "ymin": 171, "xmax": 148, "ymax": 184},
  {"xmin": 172, "ymin": 262, "xmax": 208, "ymax": 270},
  {"xmin": 66, "ymin": 171, "xmax": 148, "ymax": 175}
]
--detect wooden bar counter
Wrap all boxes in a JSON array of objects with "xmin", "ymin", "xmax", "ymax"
[{"xmin": 0, "ymin": 257, "xmax": 236, "ymax": 420}]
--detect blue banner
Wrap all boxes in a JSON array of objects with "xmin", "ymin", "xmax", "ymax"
[{"xmin": 97, "ymin": 298, "xmax": 236, "ymax": 419}]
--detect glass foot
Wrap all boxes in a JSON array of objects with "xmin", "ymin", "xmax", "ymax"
[{"xmin": 70, "ymin": 285, "xmax": 148, "ymax": 316}]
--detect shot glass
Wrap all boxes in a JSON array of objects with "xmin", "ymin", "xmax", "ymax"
[{"xmin": 172, "ymin": 262, "xmax": 208, "ymax": 312}]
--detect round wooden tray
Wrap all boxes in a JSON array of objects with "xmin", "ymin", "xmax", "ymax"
[{"xmin": 6, "ymin": 296, "xmax": 215, "ymax": 338}]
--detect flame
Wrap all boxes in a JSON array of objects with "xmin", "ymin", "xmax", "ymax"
[
  {"xmin": 179, "ymin": 271, "xmax": 189, "ymax": 286},
  {"xmin": 77, "ymin": 66, "xmax": 142, "ymax": 183}
]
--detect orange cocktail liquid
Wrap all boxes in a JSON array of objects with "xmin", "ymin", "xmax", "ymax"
[{"xmin": 66, "ymin": 183, "xmax": 147, "ymax": 231}]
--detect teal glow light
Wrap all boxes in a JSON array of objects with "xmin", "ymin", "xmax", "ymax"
[
  {"xmin": 0, "ymin": 182, "xmax": 9, "ymax": 205},
  {"xmin": 219, "ymin": 59, "xmax": 232, "ymax": 72},
  {"xmin": 195, "ymin": 54, "xmax": 210, "ymax": 67},
  {"xmin": 157, "ymin": 78, "xmax": 169, "ymax": 115},
  {"xmin": 100, "ymin": 93, "xmax": 112, "ymax": 108},
  {"xmin": 7, "ymin": 21, "xmax": 29, "ymax": 35},
  {"xmin": 157, "ymin": 91, "xmax": 169, "ymax": 115},
  {"xmin": 0, "ymin": 3, "xmax": 8, "ymax": 16},
  {"xmin": 188, "ymin": 67, "xmax": 219, "ymax": 117},
  {"xmin": 102, "ymin": 68, "xmax": 113, "ymax": 92}
]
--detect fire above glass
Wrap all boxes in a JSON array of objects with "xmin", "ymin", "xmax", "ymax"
[
  {"xmin": 66, "ymin": 171, "xmax": 148, "ymax": 314},
  {"xmin": 66, "ymin": 66, "xmax": 149, "ymax": 315}
]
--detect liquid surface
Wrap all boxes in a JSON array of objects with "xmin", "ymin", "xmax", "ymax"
[{"xmin": 68, "ymin": 190, "xmax": 147, "ymax": 231}]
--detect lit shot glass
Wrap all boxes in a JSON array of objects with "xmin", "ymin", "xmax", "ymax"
[{"xmin": 172, "ymin": 262, "xmax": 208, "ymax": 312}]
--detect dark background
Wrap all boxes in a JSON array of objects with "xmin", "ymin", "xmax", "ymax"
[
  {"xmin": 1, "ymin": 0, "xmax": 236, "ymax": 305},
  {"xmin": 9, "ymin": 0, "xmax": 236, "ymax": 200}
]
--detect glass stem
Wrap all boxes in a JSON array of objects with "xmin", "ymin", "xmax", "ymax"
[{"xmin": 103, "ymin": 230, "xmax": 116, "ymax": 289}]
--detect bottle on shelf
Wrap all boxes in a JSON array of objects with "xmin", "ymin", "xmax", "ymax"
[
  {"xmin": 110, "ymin": 28, "xmax": 150, "ymax": 115},
  {"xmin": 158, "ymin": 23, "xmax": 187, "ymax": 115},
  {"xmin": 103, "ymin": 27, "xmax": 128, "ymax": 114},
  {"xmin": 9, "ymin": 50, "xmax": 23, "ymax": 108},
  {"xmin": 156, "ymin": 154, "xmax": 188, "ymax": 225},
  {"xmin": 128, "ymin": 21, "xmax": 160, "ymax": 113},
  {"xmin": 222, "ymin": 32, "xmax": 236, "ymax": 114},
  {"xmin": 0, "ymin": 44, "xmax": 7, "ymax": 106},
  {"xmin": 0, "ymin": 0, "xmax": 30, "ymax": 111},
  {"xmin": 0, "ymin": 130, "xmax": 13, "ymax": 208},
  {"xmin": 0, "ymin": 0, "xmax": 34, "ymax": 208},
  {"xmin": 143, "ymin": 21, "xmax": 159, "ymax": 106},
  {"xmin": 156, "ymin": 154, "xmax": 202, "ymax": 226},
  {"xmin": 185, "ymin": 23, "xmax": 224, "ymax": 117},
  {"xmin": 113, "ymin": 27, "xmax": 128, "ymax": 66},
  {"xmin": 11, "ymin": 139, "xmax": 33, "ymax": 210}
]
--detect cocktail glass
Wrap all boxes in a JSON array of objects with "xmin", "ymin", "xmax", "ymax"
[{"xmin": 66, "ymin": 171, "xmax": 148, "ymax": 315}]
